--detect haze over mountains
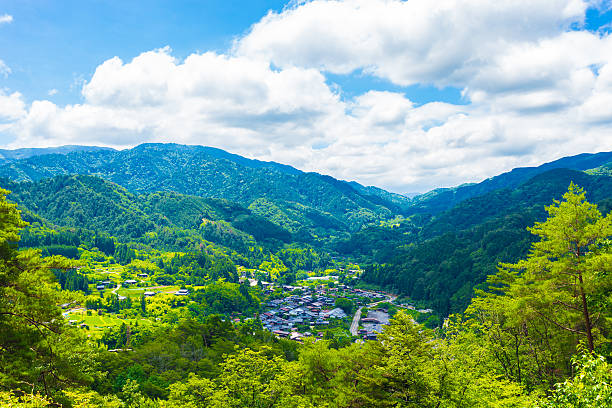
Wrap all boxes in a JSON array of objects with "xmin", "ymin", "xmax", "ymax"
[{"xmin": 0, "ymin": 145, "xmax": 114, "ymax": 164}]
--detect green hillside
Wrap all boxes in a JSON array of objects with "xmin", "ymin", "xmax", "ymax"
[
  {"xmin": 4, "ymin": 175, "xmax": 294, "ymax": 249},
  {"xmin": 0, "ymin": 143, "xmax": 408, "ymax": 236},
  {"xmin": 355, "ymin": 168, "xmax": 612, "ymax": 315}
]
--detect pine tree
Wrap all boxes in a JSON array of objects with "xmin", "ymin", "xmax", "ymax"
[
  {"xmin": 0, "ymin": 188, "xmax": 94, "ymax": 396},
  {"xmin": 497, "ymin": 183, "xmax": 612, "ymax": 351},
  {"xmin": 140, "ymin": 293, "xmax": 147, "ymax": 314}
]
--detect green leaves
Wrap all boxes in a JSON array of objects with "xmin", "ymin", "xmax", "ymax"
[
  {"xmin": 0, "ymin": 188, "xmax": 97, "ymax": 398},
  {"xmin": 537, "ymin": 351, "xmax": 612, "ymax": 408},
  {"xmin": 466, "ymin": 183, "xmax": 612, "ymax": 391}
]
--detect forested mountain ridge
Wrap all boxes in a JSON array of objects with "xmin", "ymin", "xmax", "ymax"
[
  {"xmin": 355, "ymin": 168, "xmax": 612, "ymax": 315},
  {"xmin": 408, "ymin": 150, "xmax": 612, "ymax": 215},
  {"xmin": 3, "ymin": 174, "xmax": 293, "ymax": 249},
  {"xmin": 0, "ymin": 145, "xmax": 114, "ymax": 164},
  {"xmin": 2, "ymin": 143, "xmax": 611, "ymax": 222},
  {"xmin": 0, "ymin": 143, "xmax": 409, "ymax": 235}
]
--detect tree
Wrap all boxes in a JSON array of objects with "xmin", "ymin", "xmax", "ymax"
[
  {"xmin": 0, "ymin": 188, "xmax": 96, "ymax": 397},
  {"xmin": 496, "ymin": 183, "xmax": 612, "ymax": 352},
  {"xmin": 537, "ymin": 349, "xmax": 612, "ymax": 407},
  {"xmin": 216, "ymin": 347, "xmax": 285, "ymax": 407},
  {"xmin": 465, "ymin": 184, "xmax": 612, "ymax": 389},
  {"xmin": 334, "ymin": 297, "xmax": 354, "ymax": 315}
]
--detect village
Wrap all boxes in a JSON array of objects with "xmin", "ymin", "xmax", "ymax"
[
  {"xmin": 256, "ymin": 280, "xmax": 394, "ymax": 342},
  {"xmin": 67, "ymin": 263, "xmax": 435, "ymax": 345}
]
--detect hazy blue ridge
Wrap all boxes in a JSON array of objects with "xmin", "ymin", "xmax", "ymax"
[{"xmin": 408, "ymin": 150, "xmax": 612, "ymax": 215}]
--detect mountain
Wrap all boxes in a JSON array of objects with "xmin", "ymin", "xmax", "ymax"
[
  {"xmin": 408, "ymin": 150, "xmax": 612, "ymax": 215},
  {"xmin": 0, "ymin": 143, "xmax": 411, "ymax": 237},
  {"xmin": 2, "ymin": 142, "xmax": 612, "ymax": 318},
  {"xmin": 356, "ymin": 168, "xmax": 612, "ymax": 315},
  {"xmin": 5, "ymin": 174, "xmax": 292, "ymax": 250},
  {"xmin": 0, "ymin": 145, "xmax": 114, "ymax": 164}
]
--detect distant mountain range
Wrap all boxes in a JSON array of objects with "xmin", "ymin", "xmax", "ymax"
[
  {"xmin": 0, "ymin": 143, "xmax": 411, "ymax": 238},
  {"xmin": 407, "ymin": 150, "xmax": 612, "ymax": 214},
  {"xmin": 0, "ymin": 145, "xmax": 114, "ymax": 164},
  {"xmin": 2, "ymin": 143, "xmax": 611, "ymax": 219}
]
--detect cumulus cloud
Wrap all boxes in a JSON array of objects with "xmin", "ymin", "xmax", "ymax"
[
  {"xmin": 0, "ymin": 14, "xmax": 13, "ymax": 24},
  {"xmin": 235, "ymin": 0, "xmax": 588, "ymax": 87},
  {"xmin": 2, "ymin": 0, "xmax": 612, "ymax": 193},
  {"xmin": 0, "ymin": 91, "xmax": 26, "ymax": 122},
  {"xmin": 10, "ymin": 47, "xmax": 344, "ymax": 154}
]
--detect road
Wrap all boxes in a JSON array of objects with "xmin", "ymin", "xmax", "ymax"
[
  {"xmin": 350, "ymin": 306, "xmax": 363, "ymax": 336},
  {"xmin": 350, "ymin": 293, "xmax": 397, "ymax": 336}
]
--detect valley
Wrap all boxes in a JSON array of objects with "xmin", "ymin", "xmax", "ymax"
[{"xmin": 1, "ymin": 143, "xmax": 611, "ymax": 407}]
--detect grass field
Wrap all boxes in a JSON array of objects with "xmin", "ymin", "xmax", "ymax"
[
  {"xmin": 116, "ymin": 285, "xmax": 180, "ymax": 298},
  {"xmin": 65, "ymin": 310, "xmax": 153, "ymax": 336}
]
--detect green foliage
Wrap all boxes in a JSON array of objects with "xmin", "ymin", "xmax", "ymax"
[
  {"xmin": 193, "ymin": 281, "xmax": 258, "ymax": 314},
  {"xmin": 360, "ymin": 170, "xmax": 612, "ymax": 314},
  {"xmin": 334, "ymin": 297, "xmax": 354, "ymax": 315},
  {"xmin": 496, "ymin": 183, "xmax": 612, "ymax": 351},
  {"xmin": 0, "ymin": 188, "xmax": 97, "ymax": 398},
  {"xmin": 54, "ymin": 267, "xmax": 91, "ymax": 293},
  {"xmin": 2, "ymin": 148, "xmax": 612, "ymax": 407},
  {"xmin": 463, "ymin": 184, "xmax": 612, "ymax": 391},
  {"xmin": 537, "ymin": 351, "xmax": 612, "ymax": 407}
]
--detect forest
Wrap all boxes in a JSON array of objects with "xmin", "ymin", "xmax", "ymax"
[{"xmin": 0, "ymin": 181, "xmax": 611, "ymax": 407}]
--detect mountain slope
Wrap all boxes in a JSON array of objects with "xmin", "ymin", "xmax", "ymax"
[
  {"xmin": 408, "ymin": 150, "xmax": 612, "ymax": 215},
  {"xmin": 0, "ymin": 143, "xmax": 411, "ymax": 235},
  {"xmin": 4, "ymin": 175, "xmax": 291, "ymax": 249},
  {"xmin": 358, "ymin": 169, "xmax": 612, "ymax": 315}
]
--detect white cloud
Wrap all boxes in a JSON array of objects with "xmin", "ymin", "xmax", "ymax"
[
  {"xmin": 10, "ymin": 48, "xmax": 345, "ymax": 153},
  {"xmin": 0, "ymin": 60, "xmax": 10, "ymax": 78},
  {"xmin": 0, "ymin": 14, "xmax": 13, "ymax": 24},
  {"xmin": 47, "ymin": 89, "xmax": 58, "ymax": 96},
  {"xmin": 235, "ymin": 0, "xmax": 589, "ymax": 87},
  {"xmin": 0, "ymin": 13, "xmax": 13, "ymax": 78},
  {"xmin": 0, "ymin": 90, "xmax": 26, "ymax": 122},
  {"xmin": 2, "ymin": 1, "xmax": 612, "ymax": 193}
]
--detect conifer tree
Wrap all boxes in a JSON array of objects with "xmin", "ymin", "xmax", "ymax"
[
  {"xmin": 496, "ymin": 183, "xmax": 612, "ymax": 351},
  {"xmin": 0, "ymin": 188, "xmax": 94, "ymax": 396}
]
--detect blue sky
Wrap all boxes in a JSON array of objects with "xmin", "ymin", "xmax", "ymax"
[
  {"xmin": 1, "ymin": 0, "xmax": 288, "ymax": 104},
  {"xmin": 1, "ymin": 0, "xmax": 467, "ymax": 106},
  {"xmin": 1, "ymin": 0, "xmax": 612, "ymax": 193}
]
